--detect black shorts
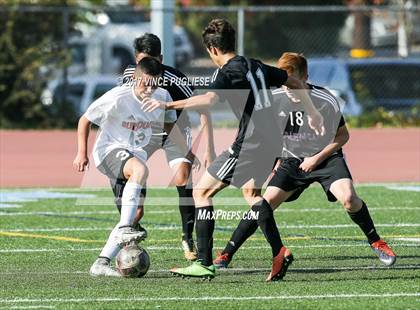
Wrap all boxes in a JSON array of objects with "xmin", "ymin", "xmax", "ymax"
[
  {"xmin": 144, "ymin": 127, "xmax": 192, "ymax": 168},
  {"xmin": 268, "ymin": 154, "xmax": 352, "ymax": 202},
  {"xmin": 97, "ymin": 148, "xmax": 145, "ymax": 211},
  {"xmin": 207, "ymin": 148, "xmax": 276, "ymax": 188}
]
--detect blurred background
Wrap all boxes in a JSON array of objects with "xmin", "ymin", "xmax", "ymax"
[
  {"xmin": 0, "ymin": 0, "xmax": 419, "ymax": 188},
  {"xmin": 0, "ymin": 0, "xmax": 419, "ymax": 129}
]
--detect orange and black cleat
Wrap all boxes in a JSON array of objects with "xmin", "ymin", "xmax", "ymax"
[
  {"xmin": 213, "ymin": 251, "xmax": 231, "ymax": 269},
  {"xmin": 371, "ymin": 239, "xmax": 396, "ymax": 266},
  {"xmin": 266, "ymin": 246, "xmax": 294, "ymax": 282}
]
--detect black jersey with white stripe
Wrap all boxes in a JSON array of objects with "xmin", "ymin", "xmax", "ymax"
[
  {"xmin": 273, "ymin": 83, "xmax": 345, "ymax": 159},
  {"xmin": 122, "ymin": 64, "xmax": 193, "ymax": 130},
  {"xmin": 208, "ymin": 55, "xmax": 288, "ymax": 156}
]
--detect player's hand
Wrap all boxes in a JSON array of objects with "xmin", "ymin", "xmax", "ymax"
[
  {"xmin": 307, "ymin": 109, "xmax": 325, "ymax": 136},
  {"xmin": 186, "ymin": 151, "xmax": 201, "ymax": 171},
  {"xmin": 203, "ymin": 150, "xmax": 216, "ymax": 169},
  {"xmin": 299, "ymin": 156, "xmax": 319, "ymax": 173},
  {"xmin": 141, "ymin": 98, "xmax": 165, "ymax": 112},
  {"xmin": 73, "ymin": 154, "xmax": 89, "ymax": 172}
]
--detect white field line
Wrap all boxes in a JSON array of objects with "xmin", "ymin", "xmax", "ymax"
[
  {"xmin": 0, "ymin": 207, "xmax": 418, "ymax": 216},
  {"xmin": 0, "ymin": 293, "xmax": 419, "ymax": 304},
  {"xmin": 9, "ymin": 306, "xmax": 55, "ymax": 309},
  {"xmin": 0, "ymin": 243, "xmax": 419, "ymax": 253},
  {"xmin": 1, "ymin": 265, "xmax": 419, "ymax": 275},
  {"xmin": 1, "ymin": 223, "xmax": 419, "ymax": 232}
]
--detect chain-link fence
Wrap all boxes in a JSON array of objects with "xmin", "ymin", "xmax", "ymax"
[{"xmin": 0, "ymin": 4, "xmax": 419, "ymax": 128}]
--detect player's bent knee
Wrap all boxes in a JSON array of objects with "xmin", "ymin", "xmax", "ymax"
[
  {"xmin": 125, "ymin": 159, "xmax": 149, "ymax": 183},
  {"xmin": 192, "ymin": 188, "xmax": 213, "ymax": 205},
  {"xmin": 341, "ymin": 193, "xmax": 360, "ymax": 211},
  {"xmin": 173, "ymin": 171, "xmax": 190, "ymax": 187}
]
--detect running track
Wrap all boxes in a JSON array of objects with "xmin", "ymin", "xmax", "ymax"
[{"xmin": 1, "ymin": 128, "xmax": 419, "ymax": 188}]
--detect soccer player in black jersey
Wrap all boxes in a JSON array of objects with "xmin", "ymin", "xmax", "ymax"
[
  {"xmin": 142, "ymin": 20, "xmax": 324, "ymax": 281},
  {"xmin": 213, "ymin": 52, "xmax": 397, "ymax": 270},
  {"xmin": 122, "ymin": 33, "xmax": 216, "ymax": 261}
]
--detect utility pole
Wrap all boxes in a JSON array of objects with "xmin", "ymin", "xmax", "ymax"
[
  {"xmin": 349, "ymin": 0, "xmax": 374, "ymax": 58},
  {"xmin": 151, "ymin": 0, "xmax": 174, "ymax": 66}
]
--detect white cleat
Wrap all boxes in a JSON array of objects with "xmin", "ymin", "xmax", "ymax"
[
  {"xmin": 115, "ymin": 226, "xmax": 147, "ymax": 247},
  {"xmin": 90, "ymin": 258, "xmax": 122, "ymax": 277},
  {"xmin": 182, "ymin": 239, "xmax": 197, "ymax": 261}
]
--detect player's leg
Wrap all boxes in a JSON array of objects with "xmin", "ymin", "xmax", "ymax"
[
  {"xmin": 244, "ymin": 159, "xmax": 303, "ymax": 281},
  {"xmin": 97, "ymin": 157, "xmax": 148, "ymax": 251},
  {"xmin": 215, "ymin": 160, "xmax": 298, "ymax": 276},
  {"xmin": 132, "ymin": 189, "xmax": 148, "ymax": 236},
  {"xmin": 253, "ymin": 184, "xmax": 296, "ymax": 282},
  {"xmin": 213, "ymin": 186, "xmax": 261, "ymax": 268},
  {"xmin": 214, "ymin": 153, "xmax": 294, "ymax": 281},
  {"xmin": 329, "ymin": 178, "xmax": 396, "ymax": 266},
  {"xmin": 171, "ymin": 160, "xmax": 197, "ymax": 260},
  {"xmin": 193, "ymin": 170, "xmax": 227, "ymax": 260},
  {"xmin": 170, "ymin": 170, "xmax": 228, "ymax": 279},
  {"xmin": 165, "ymin": 134, "xmax": 197, "ymax": 260},
  {"xmin": 92, "ymin": 151, "xmax": 148, "ymax": 276}
]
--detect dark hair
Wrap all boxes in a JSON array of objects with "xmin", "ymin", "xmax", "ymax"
[
  {"xmin": 133, "ymin": 33, "xmax": 161, "ymax": 57},
  {"xmin": 136, "ymin": 57, "xmax": 162, "ymax": 76},
  {"xmin": 202, "ymin": 19, "xmax": 236, "ymax": 53}
]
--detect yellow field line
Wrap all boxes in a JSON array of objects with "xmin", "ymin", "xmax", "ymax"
[
  {"xmin": 1, "ymin": 231, "xmax": 418, "ymax": 244},
  {"xmin": 0, "ymin": 232, "xmax": 102, "ymax": 243}
]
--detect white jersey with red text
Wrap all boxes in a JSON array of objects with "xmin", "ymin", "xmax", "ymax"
[{"xmin": 84, "ymin": 85, "xmax": 176, "ymax": 167}]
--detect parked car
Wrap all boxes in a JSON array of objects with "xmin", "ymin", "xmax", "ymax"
[
  {"xmin": 307, "ymin": 57, "xmax": 420, "ymax": 115},
  {"xmin": 41, "ymin": 75, "xmax": 119, "ymax": 117},
  {"xmin": 68, "ymin": 22, "xmax": 194, "ymax": 76}
]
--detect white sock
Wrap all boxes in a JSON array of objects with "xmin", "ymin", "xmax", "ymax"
[
  {"xmin": 119, "ymin": 182, "xmax": 142, "ymax": 227},
  {"xmin": 98, "ymin": 182, "xmax": 142, "ymax": 260},
  {"xmin": 99, "ymin": 225, "xmax": 120, "ymax": 260}
]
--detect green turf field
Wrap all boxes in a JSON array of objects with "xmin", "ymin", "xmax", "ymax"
[{"xmin": 0, "ymin": 184, "xmax": 419, "ymax": 309}]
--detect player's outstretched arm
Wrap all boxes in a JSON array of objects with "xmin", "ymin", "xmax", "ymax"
[
  {"xmin": 299, "ymin": 124, "xmax": 350, "ymax": 172},
  {"xmin": 285, "ymin": 76, "xmax": 325, "ymax": 136},
  {"xmin": 142, "ymin": 92, "xmax": 219, "ymax": 112},
  {"xmin": 73, "ymin": 115, "xmax": 91, "ymax": 172}
]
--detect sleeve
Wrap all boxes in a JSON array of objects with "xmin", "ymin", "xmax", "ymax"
[
  {"xmin": 163, "ymin": 91, "xmax": 177, "ymax": 123},
  {"xmin": 338, "ymin": 115, "xmax": 346, "ymax": 127},
  {"xmin": 207, "ymin": 70, "xmax": 232, "ymax": 102},
  {"xmin": 263, "ymin": 64, "xmax": 288, "ymax": 88},
  {"xmin": 122, "ymin": 65, "xmax": 136, "ymax": 84},
  {"xmin": 174, "ymin": 71, "xmax": 194, "ymax": 99},
  {"xmin": 84, "ymin": 90, "xmax": 116, "ymax": 126}
]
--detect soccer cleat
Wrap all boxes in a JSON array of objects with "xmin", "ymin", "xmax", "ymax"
[
  {"xmin": 115, "ymin": 226, "xmax": 147, "ymax": 247},
  {"xmin": 90, "ymin": 258, "xmax": 122, "ymax": 277},
  {"xmin": 266, "ymin": 246, "xmax": 294, "ymax": 282},
  {"xmin": 213, "ymin": 251, "xmax": 231, "ymax": 269},
  {"xmin": 371, "ymin": 239, "xmax": 396, "ymax": 266},
  {"xmin": 182, "ymin": 239, "xmax": 197, "ymax": 261},
  {"xmin": 170, "ymin": 261, "xmax": 216, "ymax": 280},
  {"xmin": 134, "ymin": 223, "xmax": 148, "ymax": 240}
]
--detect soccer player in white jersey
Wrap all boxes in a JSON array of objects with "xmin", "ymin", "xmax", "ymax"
[{"xmin": 73, "ymin": 57, "xmax": 188, "ymax": 277}]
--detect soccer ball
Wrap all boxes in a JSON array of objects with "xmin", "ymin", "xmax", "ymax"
[{"xmin": 116, "ymin": 243, "xmax": 150, "ymax": 278}]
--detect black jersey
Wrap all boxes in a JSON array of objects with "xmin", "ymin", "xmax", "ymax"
[
  {"xmin": 208, "ymin": 56, "xmax": 288, "ymax": 156},
  {"xmin": 273, "ymin": 83, "xmax": 345, "ymax": 159},
  {"xmin": 122, "ymin": 64, "xmax": 192, "ymax": 130}
]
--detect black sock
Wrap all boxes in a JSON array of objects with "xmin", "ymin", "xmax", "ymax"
[
  {"xmin": 251, "ymin": 199, "xmax": 283, "ymax": 257},
  {"xmin": 223, "ymin": 211, "xmax": 259, "ymax": 257},
  {"xmin": 140, "ymin": 187, "xmax": 147, "ymax": 198},
  {"xmin": 195, "ymin": 206, "xmax": 215, "ymax": 266},
  {"xmin": 177, "ymin": 185, "xmax": 195, "ymax": 241},
  {"xmin": 348, "ymin": 201, "xmax": 380, "ymax": 244}
]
